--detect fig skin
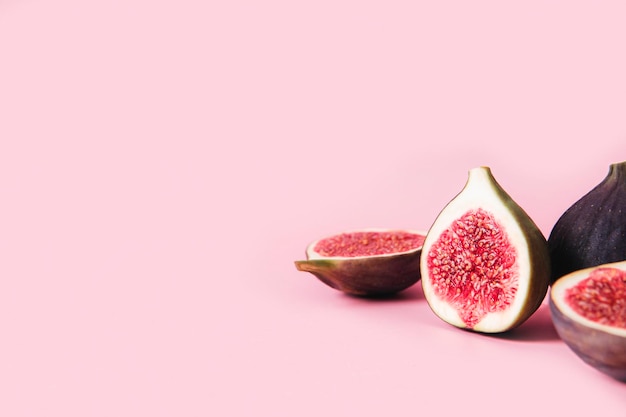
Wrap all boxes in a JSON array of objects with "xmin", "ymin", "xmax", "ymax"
[
  {"xmin": 294, "ymin": 229, "xmax": 426, "ymax": 297},
  {"xmin": 548, "ymin": 161, "xmax": 626, "ymax": 283},
  {"xmin": 420, "ymin": 166, "xmax": 551, "ymax": 333},
  {"xmin": 550, "ymin": 261, "xmax": 626, "ymax": 382}
]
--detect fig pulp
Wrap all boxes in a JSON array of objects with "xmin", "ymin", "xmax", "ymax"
[
  {"xmin": 550, "ymin": 261, "xmax": 626, "ymax": 382},
  {"xmin": 294, "ymin": 229, "xmax": 426, "ymax": 296},
  {"xmin": 548, "ymin": 161, "xmax": 626, "ymax": 283},
  {"xmin": 421, "ymin": 167, "xmax": 551, "ymax": 333}
]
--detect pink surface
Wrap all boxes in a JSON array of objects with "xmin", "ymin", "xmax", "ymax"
[{"xmin": 1, "ymin": 1, "xmax": 625, "ymax": 416}]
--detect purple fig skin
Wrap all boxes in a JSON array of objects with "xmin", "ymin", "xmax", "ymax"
[
  {"xmin": 550, "ymin": 261, "xmax": 626, "ymax": 382},
  {"xmin": 294, "ymin": 247, "xmax": 422, "ymax": 297},
  {"xmin": 550, "ymin": 298, "xmax": 626, "ymax": 382},
  {"xmin": 548, "ymin": 161, "xmax": 626, "ymax": 283}
]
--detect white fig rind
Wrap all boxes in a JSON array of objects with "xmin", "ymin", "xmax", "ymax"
[
  {"xmin": 305, "ymin": 228, "xmax": 427, "ymax": 260},
  {"xmin": 295, "ymin": 229, "xmax": 427, "ymax": 296},
  {"xmin": 421, "ymin": 167, "xmax": 551, "ymax": 333},
  {"xmin": 551, "ymin": 261, "xmax": 626, "ymax": 337},
  {"xmin": 550, "ymin": 261, "xmax": 626, "ymax": 381}
]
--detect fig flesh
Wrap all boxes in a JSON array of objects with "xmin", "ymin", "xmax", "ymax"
[
  {"xmin": 550, "ymin": 261, "xmax": 626, "ymax": 382},
  {"xmin": 294, "ymin": 229, "xmax": 426, "ymax": 296},
  {"xmin": 548, "ymin": 161, "xmax": 626, "ymax": 283},
  {"xmin": 420, "ymin": 167, "xmax": 551, "ymax": 333}
]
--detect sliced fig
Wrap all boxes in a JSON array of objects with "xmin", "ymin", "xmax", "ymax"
[
  {"xmin": 294, "ymin": 229, "xmax": 426, "ymax": 296},
  {"xmin": 550, "ymin": 261, "xmax": 626, "ymax": 382},
  {"xmin": 420, "ymin": 167, "xmax": 551, "ymax": 333},
  {"xmin": 548, "ymin": 160, "xmax": 626, "ymax": 283}
]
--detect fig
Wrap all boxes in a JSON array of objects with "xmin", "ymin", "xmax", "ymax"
[
  {"xmin": 550, "ymin": 261, "xmax": 626, "ymax": 381},
  {"xmin": 294, "ymin": 229, "xmax": 426, "ymax": 296},
  {"xmin": 420, "ymin": 166, "xmax": 551, "ymax": 333},
  {"xmin": 548, "ymin": 160, "xmax": 626, "ymax": 283}
]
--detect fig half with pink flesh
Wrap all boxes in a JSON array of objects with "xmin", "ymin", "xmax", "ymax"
[
  {"xmin": 294, "ymin": 229, "xmax": 426, "ymax": 296},
  {"xmin": 550, "ymin": 261, "xmax": 626, "ymax": 382},
  {"xmin": 421, "ymin": 167, "xmax": 551, "ymax": 333}
]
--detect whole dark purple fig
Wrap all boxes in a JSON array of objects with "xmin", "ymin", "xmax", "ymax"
[{"xmin": 548, "ymin": 161, "xmax": 626, "ymax": 283}]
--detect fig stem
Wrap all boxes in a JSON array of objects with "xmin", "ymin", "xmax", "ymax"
[
  {"xmin": 294, "ymin": 260, "xmax": 328, "ymax": 273},
  {"xmin": 294, "ymin": 260, "xmax": 310, "ymax": 272},
  {"xmin": 609, "ymin": 160, "xmax": 626, "ymax": 180}
]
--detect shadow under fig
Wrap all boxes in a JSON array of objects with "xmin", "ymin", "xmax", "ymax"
[
  {"xmin": 489, "ymin": 303, "xmax": 560, "ymax": 342},
  {"xmin": 339, "ymin": 284, "xmax": 561, "ymax": 343}
]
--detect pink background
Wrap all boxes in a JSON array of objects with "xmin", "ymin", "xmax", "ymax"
[{"xmin": 1, "ymin": 1, "xmax": 625, "ymax": 416}]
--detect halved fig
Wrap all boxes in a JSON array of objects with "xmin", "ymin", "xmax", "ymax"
[
  {"xmin": 294, "ymin": 229, "xmax": 427, "ymax": 296},
  {"xmin": 550, "ymin": 261, "xmax": 626, "ymax": 382},
  {"xmin": 420, "ymin": 166, "xmax": 551, "ymax": 333}
]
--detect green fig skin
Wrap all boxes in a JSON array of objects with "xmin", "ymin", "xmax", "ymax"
[
  {"xmin": 548, "ymin": 161, "xmax": 626, "ymax": 283},
  {"xmin": 549, "ymin": 261, "xmax": 626, "ymax": 382},
  {"xmin": 295, "ymin": 250, "xmax": 422, "ymax": 297}
]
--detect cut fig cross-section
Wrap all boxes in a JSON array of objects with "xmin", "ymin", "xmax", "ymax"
[
  {"xmin": 550, "ymin": 261, "xmax": 626, "ymax": 382},
  {"xmin": 420, "ymin": 166, "xmax": 551, "ymax": 333},
  {"xmin": 294, "ymin": 229, "xmax": 427, "ymax": 296}
]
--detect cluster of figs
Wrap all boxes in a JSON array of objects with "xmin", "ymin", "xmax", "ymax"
[{"xmin": 295, "ymin": 161, "xmax": 626, "ymax": 382}]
